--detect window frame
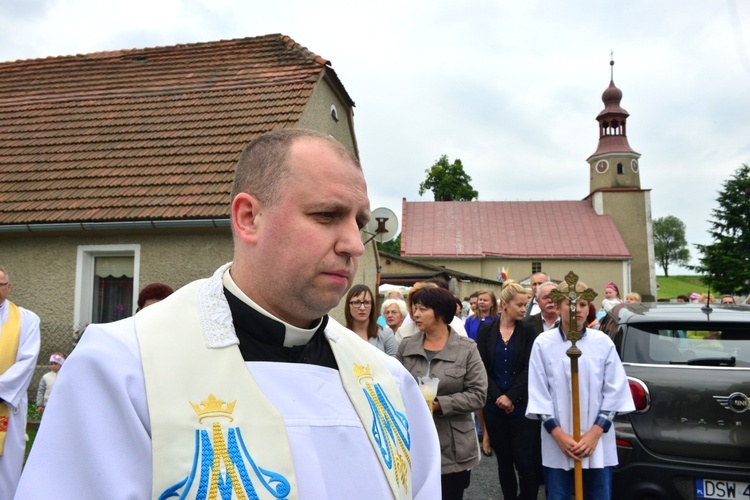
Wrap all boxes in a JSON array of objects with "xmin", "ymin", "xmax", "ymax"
[{"xmin": 74, "ymin": 244, "xmax": 141, "ymax": 329}]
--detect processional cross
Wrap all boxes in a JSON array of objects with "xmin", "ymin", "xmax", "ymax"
[{"xmin": 548, "ymin": 271, "xmax": 597, "ymax": 500}]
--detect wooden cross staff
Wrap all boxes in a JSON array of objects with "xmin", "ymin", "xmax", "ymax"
[{"xmin": 548, "ymin": 271, "xmax": 597, "ymax": 500}]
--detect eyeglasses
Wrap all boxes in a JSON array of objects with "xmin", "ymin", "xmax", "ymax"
[{"xmin": 349, "ymin": 300, "xmax": 372, "ymax": 308}]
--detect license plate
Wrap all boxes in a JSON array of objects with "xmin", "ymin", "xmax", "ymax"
[{"xmin": 696, "ymin": 479, "xmax": 750, "ymax": 499}]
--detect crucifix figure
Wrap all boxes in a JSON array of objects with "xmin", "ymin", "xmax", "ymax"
[{"xmin": 526, "ymin": 272, "xmax": 634, "ymax": 500}]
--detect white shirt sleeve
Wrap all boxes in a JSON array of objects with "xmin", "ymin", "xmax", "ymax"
[{"xmin": 16, "ymin": 319, "xmax": 153, "ymax": 499}]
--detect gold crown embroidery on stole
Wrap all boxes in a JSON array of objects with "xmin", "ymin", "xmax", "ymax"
[
  {"xmin": 190, "ymin": 394, "xmax": 236, "ymax": 423},
  {"xmin": 354, "ymin": 363, "xmax": 374, "ymax": 383}
]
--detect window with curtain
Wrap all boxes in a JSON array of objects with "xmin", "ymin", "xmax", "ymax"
[{"xmin": 92, "ymin": 256, "xmax": 134, "ymax": 323}]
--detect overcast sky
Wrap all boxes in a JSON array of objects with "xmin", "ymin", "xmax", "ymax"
[{"xmin": 2, "ymin": 0, "xmax": 749, "ymax": 275}]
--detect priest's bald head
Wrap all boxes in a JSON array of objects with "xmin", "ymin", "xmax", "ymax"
[{"xmin": 228, "ymin": 129, "xmax": 371, "ymax": 328}]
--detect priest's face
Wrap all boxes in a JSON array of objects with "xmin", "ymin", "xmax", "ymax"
[
  {"xmin": 559, "ymin": 298, "xmax": 589, "ymax": 334},
  {"xmin": 236, "ymin": 138, "xmax": 370, "ymax": 327},
  {"xmin": 0, "ymin": 270, "xmax": 10, "ymax": 304}
]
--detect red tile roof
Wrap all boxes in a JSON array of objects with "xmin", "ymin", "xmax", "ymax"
[
  {"xmin": 402, "ymin": 200, "xmax": 631, "ymax": 259},
  {"xmin": 0, "ymin": 34, "xmax": 350, "ymax": 225}
]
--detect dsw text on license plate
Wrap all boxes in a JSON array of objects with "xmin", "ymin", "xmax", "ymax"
[{"xmin": 696, "ymin": 479, "xmax": 750, "ymax": 499}]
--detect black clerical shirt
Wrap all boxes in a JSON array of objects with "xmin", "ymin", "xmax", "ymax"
[{"xmin": 224, "ymin": 287, "xmax": 339, "ymax": 370}]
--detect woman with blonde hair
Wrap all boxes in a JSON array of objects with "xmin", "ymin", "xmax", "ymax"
[
  {"xmin": 477, "ymin": 280, "xmax": 541, "ymax": 500},
  {"xmin": 625, "ymin": 292, "xmax": 641, "ymax": 304}
]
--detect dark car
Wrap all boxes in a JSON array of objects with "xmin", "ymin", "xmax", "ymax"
[{"xmin": 602, "ymin": 302, "xmax": 750, "ymax": 500}]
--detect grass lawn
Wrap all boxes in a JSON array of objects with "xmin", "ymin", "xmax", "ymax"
[
  {"xmin": 25, "ymin": 405, "xmax": 41, "ymax": 464},
  {"xmin": 25, "ymin": 426, "xmax": 37, "ymax": 463},
  {"xmin": 657, "ymin": 275, "xmax": 705, "ymax": 299}
]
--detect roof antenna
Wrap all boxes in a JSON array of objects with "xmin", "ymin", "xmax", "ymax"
[{"xmin": 610, "ymin": 50, "xmax": 615, "ymax": 81}]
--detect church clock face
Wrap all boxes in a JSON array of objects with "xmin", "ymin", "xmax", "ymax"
[
  {"xmin": 631, "ymin": 159, "xmax": 639, "ymax": 173},
  {"xmin": 595, "ymin": 160, "xmax": 609, "ymax": 174}
]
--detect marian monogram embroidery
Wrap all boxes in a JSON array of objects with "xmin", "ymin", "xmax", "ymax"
[
  {"xmin": 354, "ymin": 363, "xmax": 411, "ymax": 493},
  {"xmin": 159, "ymin": 394, "xmax": 291, "ymax": 500}
]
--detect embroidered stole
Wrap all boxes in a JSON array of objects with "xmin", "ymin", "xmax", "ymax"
[
  {"xmin": 326, "ymin": 322, "xmax": 412, "ymax": 499},
  {"xmin": 138, "ymin": 280, "xmax": 298, "ymax": 500},
  {"xmin": 136, "ymin": 273, "xmax": 412, "ymax": 500},
  {"xmin": 0, "ymin": 301, "xmax": 21, "ymax": 455}
]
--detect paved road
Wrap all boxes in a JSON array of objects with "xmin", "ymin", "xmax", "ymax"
[{"xmin": 465, "ymin": 452, "xmax": 546, "ymax": 499}]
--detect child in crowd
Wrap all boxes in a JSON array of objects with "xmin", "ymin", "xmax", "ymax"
[
  {"xmin": 527, "ymin": 280, "xmax": 634, "ymax": 499},
  {"xmin": 36, "ymin": 353, "xmax": 65, "ymax": 416},
  {"xmin": 625, "ymin": 292, "xmax": 641, "ymax": 304}
]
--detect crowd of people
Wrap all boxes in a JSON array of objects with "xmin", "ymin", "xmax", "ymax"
[{"xmin": 3, "ymin": 129, "xmax": 745, "ymax": 499}]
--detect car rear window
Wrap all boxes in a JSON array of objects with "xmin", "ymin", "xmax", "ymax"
[{"xmin": 620, "ymin": 323, "xmax": 750, "ymax": 367}]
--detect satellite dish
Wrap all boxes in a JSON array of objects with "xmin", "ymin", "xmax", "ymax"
[{"xmin": 362, "ymin": 207, "xmax": 398, "ymax": 244}]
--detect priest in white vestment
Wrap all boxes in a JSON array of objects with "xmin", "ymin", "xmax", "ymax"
[
  {"xmin": 17, "ymin": 129, "xmax": 441, "ymax": 500},
  {"xmin": 0, "ymin": 268, "xmax": 40, "ymax": 499},
  {"xmin": 526, "ymin": 279, "xmax": 634, "ymax": 499}
]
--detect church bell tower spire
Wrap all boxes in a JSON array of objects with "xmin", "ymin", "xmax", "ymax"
[
  {"xmin": 587, "ymin": 56, "xmax": 641, "ymax": 193},
  {"xmin": 585, "ymin": 56, "xmax": 656, "ymax": 302}
]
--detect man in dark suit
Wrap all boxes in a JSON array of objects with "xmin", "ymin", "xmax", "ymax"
[
  {"xmin": 524, "ymin": 281, "xmax": 559, "ymax": 334},
  {"xmin": 525, "ymin": 272, "xmax": 550, "ymax": 318}
]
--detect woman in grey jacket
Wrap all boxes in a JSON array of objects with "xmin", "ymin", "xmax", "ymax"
[{"xmin": 397, "ymin": 287, "xmax": 488, "ymax": 500}]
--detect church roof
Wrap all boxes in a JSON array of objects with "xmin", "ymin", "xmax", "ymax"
[
  {"xmin": 401, "ymin": 200, "xmax": 631, "ymax": 259},
  {"xmin": 597, "ymin": 80, "xmax": 629, "ymax": 117},
  {"xmin": 0, "ymin": 34, "xmax": 349, "ymax": 225}
]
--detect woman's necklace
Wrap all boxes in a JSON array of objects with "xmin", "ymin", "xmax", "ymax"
[{"xmin": 499, "ymin": 322, "xmax": 514, "ymax": 344}]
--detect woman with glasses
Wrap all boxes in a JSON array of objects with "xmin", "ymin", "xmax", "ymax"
[{"xmin": 344, "ymin": 284, "xmax": 398, "ymax": 356}]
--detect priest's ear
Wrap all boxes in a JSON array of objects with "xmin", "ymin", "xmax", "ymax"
[{"xmin": 231, "ymin": 192, "xmax": 264, "ymax": 244}]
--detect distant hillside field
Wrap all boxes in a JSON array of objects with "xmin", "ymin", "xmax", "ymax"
[{"xmin": 656, "ymin": 275, "xmax": 705, "ymax": 299}]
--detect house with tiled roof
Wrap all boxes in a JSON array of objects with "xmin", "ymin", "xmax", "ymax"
[
  {"xmin": 0, "ymin": 34, "xmax": 377, "ymax": 357},
  {"xmin": 400, "ymin": 73, "xmax": 657, "ymax": 303}
]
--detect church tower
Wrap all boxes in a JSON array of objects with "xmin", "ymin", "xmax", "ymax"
[{"xmin": 586, "ymin": 59, "xmax": 657, "ymax": 301}]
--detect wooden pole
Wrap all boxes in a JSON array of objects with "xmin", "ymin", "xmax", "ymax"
[{"xmin": 568, "ymin": 345, "xmax": 583, "ymax": 500}]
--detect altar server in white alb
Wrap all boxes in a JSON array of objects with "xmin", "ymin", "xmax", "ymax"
[
  {"xmin": 17, "ymin": 129, "xmax": 441, "ymax": 499},
  {"xmin": 525, "ymin": 280, "xmax": 634, "ymax": 499},
  {"xmin": 0, "ymin": 267, "xmax": 40, "ymax": 499}
]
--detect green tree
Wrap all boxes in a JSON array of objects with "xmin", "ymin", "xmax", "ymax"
[
  {"xmin": 653, "ymin": 215, "xmax": 690, "ymax": 277},
  {"xmin": 377, "ymin": 233, "xmax": 402, "ymax": 256},
  {"xmin": 694, "ymin": 164, "xmax": 750, "ymax": 294},
  {"xmin": 418, "ymin": 155, "xmax": 478, "ymax": 201}
]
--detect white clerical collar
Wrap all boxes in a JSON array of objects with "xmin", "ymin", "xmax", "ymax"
[{"xmin": 222, "ymin": 267, "xmax": 320, "ymax": 348}]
